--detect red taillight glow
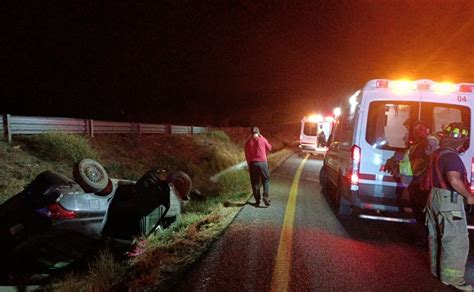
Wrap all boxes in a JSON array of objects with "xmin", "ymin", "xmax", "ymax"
[
  {"xmin": 460, "ymin": 84, "xmax": 473, "ymax": 93},
  {"xmin": 48, "ymin": 204, "xmax": 76, "ymax": 219},
  {"xmin": 375, "ymin": 80, "xmax": 389, "ymax": 88}
]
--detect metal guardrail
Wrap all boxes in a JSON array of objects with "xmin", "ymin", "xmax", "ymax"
[
  {"xmin": 8, "ymin": 116, "xmax": 88, "ymax": 135},
  {"xmin": 1, "ymin": 114, "xmax": 210, "ymax": 144}
]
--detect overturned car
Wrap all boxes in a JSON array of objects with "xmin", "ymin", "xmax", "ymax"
[{"xmin": 0, "ymin": 159, "xmax": 191, "ymax": 280}]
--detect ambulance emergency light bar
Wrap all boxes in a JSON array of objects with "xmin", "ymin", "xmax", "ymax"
[
  {"xmin": 306, "ymin": 115, "xmax": 335, "ymax": 123},
  {"xmin": 325, "ymin": 116, "xmax": 334, "ymax": 123},
  {"xmin": 307, "ymin": 114, "xmax": 323, "ymax": 123},
  {"xmin": 373, "ymin": 79, "xmax": 473, "ymax": 94}
]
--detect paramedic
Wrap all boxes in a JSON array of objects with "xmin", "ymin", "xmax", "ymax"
[
  {"xmin": 426, "ymin": 122, "xmax": 474, "ymax": 291},
  {"xmin": 318, "ymin": 130, "xmax": 326, "ymax": 147},
  {"xmin": 384, "ymin": 120, "xmax": 438, "ymax": 221},
  {"xmin": 406, "ymin": 121, "xmax": 439, "ymax": 224},
  {"xmin": 245, "ymin": 127, "xmax": 272, "ymax": 207}
]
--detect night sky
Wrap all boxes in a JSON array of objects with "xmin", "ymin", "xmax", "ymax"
[{"xmin": 3, "ymin": 1, "xmax": 474, "ymax": 126}]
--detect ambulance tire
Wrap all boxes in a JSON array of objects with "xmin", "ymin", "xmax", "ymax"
[
  {"xmin": 335, "ymin": 176, "xmax": 352, "ymax": 216},
  {"xmin": 319, "ymin": 164, "xmax": 329, "ymax": 189}
]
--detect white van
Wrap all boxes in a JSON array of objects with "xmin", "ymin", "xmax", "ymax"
[
  {"xmin": 299, "ymin": 115, "xmax": 333, "ymax": 156},
  {"xmin": 319, "ymin": 79, "xmax": 474, "ymax": 227}
]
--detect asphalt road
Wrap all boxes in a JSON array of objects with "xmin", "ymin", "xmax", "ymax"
[{"xmin": 173, "ymin": 153, "xmax": 474, "ymax": 291}]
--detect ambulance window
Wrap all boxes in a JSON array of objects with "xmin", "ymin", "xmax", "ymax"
[
  {"xmin": 432, "ymin": 107, "xmax": 462, "ymax": 133},
  {"xmin": 303, "ymin": 122, "xmax": 317, "ymax": 136},
  {"xmin": 366, "ymin": 102, "xmax": 411, "ymax": 150},
  {"xmin": 333, "ymin": 104, "xmax": 357, "ymax": 144},
  {"xmin": 419, "ymin": 102, "xmax": 470, "ymax": 149},
  {"xmin": 420, "ymin": 102, "xmax": 470, "ymax": 143}
]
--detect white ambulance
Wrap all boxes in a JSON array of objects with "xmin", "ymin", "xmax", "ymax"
[
  {"xmin": 319, "ymin": 79, "xmax": 474, "ymax": 228},
  {"xmin": 299, "ymin": 115, "xmax": 333, "ymax": 156}
]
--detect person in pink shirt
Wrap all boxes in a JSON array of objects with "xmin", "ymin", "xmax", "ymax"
[{"xmin": 244, "ymin": 127, "xmax": 272, "ymax": 207}]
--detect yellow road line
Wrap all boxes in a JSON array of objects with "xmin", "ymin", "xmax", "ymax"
[{"xmin": 270, "ymin": 154, "xmax": 309, "ymax": 292}]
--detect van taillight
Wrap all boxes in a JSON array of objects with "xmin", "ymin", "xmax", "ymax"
[
  {"xmin": 352, "ymin": 145, "xmax": 361, "ymax": 163},
  {"xmin": 48, "ymin": 203, "xmax": 76, "ymax": 219},
  {"xmin": 351, "ymin": 173, "xmax": 359, "ymax": 184},
  {"xmin": 351, "ymin": 145, "xmax": 361, "ymax": 186}
]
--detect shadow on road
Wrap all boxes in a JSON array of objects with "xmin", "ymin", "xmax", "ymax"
[{"xmin": 223, "ymin": 200, "xmax": 269, "ymax": 208}]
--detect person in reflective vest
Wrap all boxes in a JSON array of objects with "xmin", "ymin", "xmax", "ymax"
[
  {"xmin": 384, "ymin": 120, "xmax": 438, "ymax": 225},
  {"xmin": 402, "ymin": 121, "xmax": 439, "ymax": 224},
  {"xmin": 425, "ymin": 122, "xmax": 474, "ymax": 291}
]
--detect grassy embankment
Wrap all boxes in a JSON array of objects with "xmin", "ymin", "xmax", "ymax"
[{"xmin": 0, "ymin": 131, "xmax": 294, "ymax": 291}]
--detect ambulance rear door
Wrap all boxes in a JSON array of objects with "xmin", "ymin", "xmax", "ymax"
[{"xmin": 356, "ymin": 88, "xmax": 417, "ymax": 210}]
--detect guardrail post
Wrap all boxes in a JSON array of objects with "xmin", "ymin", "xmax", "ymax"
[
  {"xmin": 166, "ymin": 124, "xmax": 171, "ymax": 134},
  {"xmin": 88, "ymin": 119, "xmax": 94, "ymax": 138},
  {"xmin": 136, "ymin": 123, "xmax": 141, "ymax": 137},
  {"xmin": 4, "ymin": 114, "xmax": 12, "ymax": 144}
]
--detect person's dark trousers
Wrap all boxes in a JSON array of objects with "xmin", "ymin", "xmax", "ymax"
[
  {"xmin": 408, "ymin": 179, "xmax": 430, "ymax": 223},
  {"xmin": 408, "ymin": 181, "xmax": 430, "ymax": 245},
  {"xmin": 249, "ymin": 161, "xmax": 270, "ymax": 203}
]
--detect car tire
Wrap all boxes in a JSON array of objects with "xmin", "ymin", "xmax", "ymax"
[
  {"xmin": 73, "ymin": 159, "xmax": 109, "ymax": 193},
  {"xmin": 166, "ymin": 171, "xmax": 192, "ymax": 200},
  {"xmin": 335, "ymin": 176, "xmax": 352, "ymax": 216}
]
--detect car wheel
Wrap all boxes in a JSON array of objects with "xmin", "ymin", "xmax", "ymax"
[
  {"xmin": 335, "ymin": 176, "xmax": 352, "ymax": 216},
  {"xmin": 167, "ymin": 171, "xmax": 192, "ymax": 200},
  {"xmin": 73, "ymin": 159, "xmax": 109, "ymax": 193}
]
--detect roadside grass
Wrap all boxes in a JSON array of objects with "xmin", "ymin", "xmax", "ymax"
[
  {"xmin": 194, "ymin": 133, "xmax": 244, "ymax": 171},
  {"xmin": 26, "ymin": 133, "xmax": 99, "ymax": 164},
  {"xmin": 204, "ymin": 130, "xmax": 231, "ymax": 143},
  {"xmin": 0, "ymin": 134, "xmax": 99, "ymax": 203},
  {"xmin": 55, "ymin": 251, "xmax": 127, "ymax": 292}
]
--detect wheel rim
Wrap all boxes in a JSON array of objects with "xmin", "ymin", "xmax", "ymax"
[{"xmin": 83, "ymin": 163, "xmax": 106, "ymax": 183}]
